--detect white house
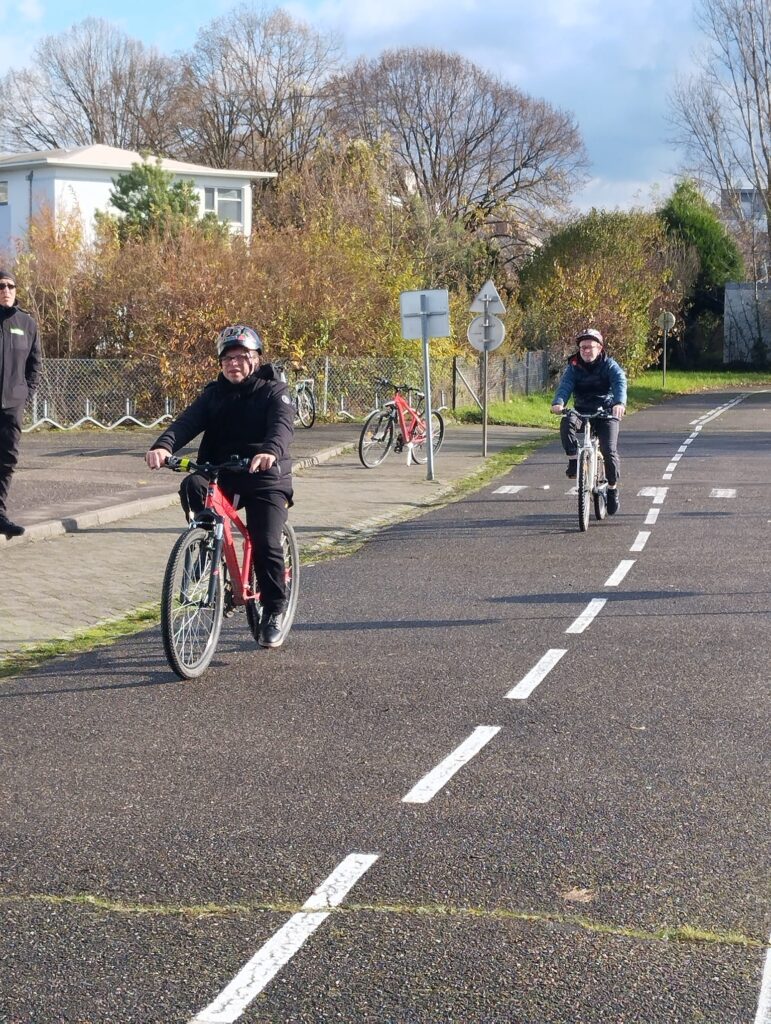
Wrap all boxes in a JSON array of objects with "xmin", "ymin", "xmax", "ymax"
[{"xmin": 0, "ymin": 144, "xmax": 277, "ymax": 257}]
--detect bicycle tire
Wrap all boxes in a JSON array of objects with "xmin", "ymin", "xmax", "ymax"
[
  {"xmin": 358, "ymin": 408, "xmax": 395, "ymax": 468},
  {"xmin": 577, "ymin": 450, "xmax": 591, "ymax": 532},
  {"xmin": 296, "ymin": 388, "xmax": 316, "ymax": 428},
  {"xmin": 411, "ymin": 411, "xmax": 445, "ymax": 463},
  {"xmin": 593, "ymin": 452, "xmax": 608, "ymax": 521},
  {"xmin": 161, "ymin": 527, "xmax": 224, "ymax": 679},
  {"xmin": 245, "ymin": 522, "xmax": 300, "ymax": 644}
]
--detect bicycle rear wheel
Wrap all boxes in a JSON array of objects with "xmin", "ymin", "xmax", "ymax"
[
  {"xmin": 411, "ymin": 411, "xmax": 445, "ymax": 463},
  {"xmin": 246, "ymin": 522, "xmax": 300, "ymax": 645},
  {"xmin": 593, "ymin": 452, "xmax": 608, "ymax": 521},
  {"xmin": 577, "ymin": 450, "xmax": 591, "ymax": 531},
  {"xmin": 296, "ymin": 388, "xmax": 316, "ymax": 428},
  {"xmin": 161, "ymin": 527, "xmax": 224, "ymax": 679},
  {"xmin": 358, "ymin": 408, "xmax": 395, "ymax": 467}
]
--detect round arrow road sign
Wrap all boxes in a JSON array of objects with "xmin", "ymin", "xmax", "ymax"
[{"xmin": 467, "ymin": 315, "xmax": 505, "ymax": 352}]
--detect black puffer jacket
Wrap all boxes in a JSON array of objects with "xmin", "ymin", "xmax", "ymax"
[{"xmin": 152, "ymin": 363, "xmax": 294, "ymax": 496}]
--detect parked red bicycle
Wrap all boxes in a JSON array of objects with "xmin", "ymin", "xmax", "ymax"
[
  {"xmin": 358, "ymin": 377, "xmax": 445, "ymax": 468},
  {"xmin": 160, "ymin": 455, "xmax": 299, "ymax": 679}
]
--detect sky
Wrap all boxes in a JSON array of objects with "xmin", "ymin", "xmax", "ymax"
[{"xmin": 3, "ymin": 0, "xmax": 703, "ymax": 211}]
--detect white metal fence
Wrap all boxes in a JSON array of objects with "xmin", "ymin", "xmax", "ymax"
[{"xmin": 22, "ymin": 352, "xmax": 549, "ymax": 430}]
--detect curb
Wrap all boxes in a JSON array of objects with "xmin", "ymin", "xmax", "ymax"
[{"xmin": 0, "ymin": 442, "xmax": 354, "ymax": 549}]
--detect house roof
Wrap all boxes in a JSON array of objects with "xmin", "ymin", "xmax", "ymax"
[{"xmin": 0, "ymin": 144, "xmax": 276, "ymax": 180}]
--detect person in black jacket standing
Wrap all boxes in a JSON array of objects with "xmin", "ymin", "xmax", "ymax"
[
  {"xmin": 145, "ymin": 325, "xmax": 294, "ymax": 648},
  {"xmin": 0, "ymin": 268, "xmax": 41, "ymax": 538}
]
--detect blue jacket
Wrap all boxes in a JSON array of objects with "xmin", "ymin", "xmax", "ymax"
[{"xmin": 552, "ymin": 351, "xmax": 627, "ymax": 414}]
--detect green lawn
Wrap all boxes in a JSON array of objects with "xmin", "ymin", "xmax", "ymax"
[{"xmin": 452, "ymin": 369, "xmax": 771, "ymax": 427}]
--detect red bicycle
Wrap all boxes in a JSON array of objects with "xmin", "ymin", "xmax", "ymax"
[
  {"xmin": 160, "ymin": 455, "xmax": 299, "ymax": 679},
  {"xmin": 358, "ymin": 377, "xmax": 445, "ymax": 468}
]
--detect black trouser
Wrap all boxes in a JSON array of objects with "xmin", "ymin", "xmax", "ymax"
[
  {"xmin": 180, "ymin": 474, "xmax": 290, "ymax": 615},
  {"xmin": 560, "ymin": 411, "xmax": 621, "ymax": 487},
  {"xmin": 0, "ymin": 405, "xmax": 22, "ymax": 516}
]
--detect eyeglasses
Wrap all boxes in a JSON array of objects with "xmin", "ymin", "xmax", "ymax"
[
  {"xmin": 0, "ymin": 282, "xmax": 16, "ymax": 290},
  {"xmin": 221, "ymin": 353, "xmax": 252, "ymax": 363}
]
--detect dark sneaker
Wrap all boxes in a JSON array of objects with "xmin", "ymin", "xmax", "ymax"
[
  {"xmin": 259, "ymin": 611, "xmax": 285, "ymax": 649},
  {"xmin": 565, "ymin": 460, "xmax": 577, "ymax": 479},
  {"xmin": 0, "ymin": 514, "xmax": 25, "ymax": 538},
  {"xmin": 607, "ymin": 488, "xmax": 620, "ymax": 515}
]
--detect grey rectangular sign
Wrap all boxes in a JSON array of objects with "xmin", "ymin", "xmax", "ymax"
[{"xmin": 399, "ymin": 289, "xmax": 450, "ymax": 340}]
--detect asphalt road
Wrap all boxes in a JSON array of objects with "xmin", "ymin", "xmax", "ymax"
[{"xmin": 1, "ymin": 390, "xmax": 769, "ymax": 1023}]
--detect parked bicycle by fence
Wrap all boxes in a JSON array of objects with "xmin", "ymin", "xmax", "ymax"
[
  {"xmin": 358, "ymin": 377, "xmax": 445, "ymax": 468},
  {"xmin": 275, "ymin": 363, "xmax": 316, "ymax": 428},
  {"xmin": 159, "ymin": 456, "xmax": 299, "ymax": 679},
  {"xmin": 564, "ymin": 411, "xmax": 609, "ymax": 531}
]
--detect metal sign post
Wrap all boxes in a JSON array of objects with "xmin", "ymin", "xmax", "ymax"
[
  {"xmin": 399, "ymin": 289, "xmax": 450, "ymax": 481},
  {"xmin": 657, "ymin": 310, "xmax": 676, "ymax": 387},
  {"xmin": 468, "ymin": 280, "xmax": 506, "ymax": 457}
]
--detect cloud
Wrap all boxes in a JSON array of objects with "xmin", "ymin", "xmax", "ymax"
[{"xmin": 17, "ymin": 0, "xmax": 43, "ymax": 20}]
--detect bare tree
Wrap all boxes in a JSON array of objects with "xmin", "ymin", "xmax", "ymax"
[
  {"xmin": 0, "ymin": 19, "xmax": 179, "ymax": 152},
  {"xmin": 172, "ymin": 4, "xmax": 343, "ymax": 172},
  {"xmin": 669, "ymin": 0, "xmax": 771, "ymax": 262},
  {"xmin": 327, "ymin": 48, "xmax": 587, "ymax": 230}
]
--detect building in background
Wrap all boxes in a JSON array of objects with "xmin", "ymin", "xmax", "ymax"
[{"xmin": 0, "ymin": 144, "xmax": 276, "ymax": 257}]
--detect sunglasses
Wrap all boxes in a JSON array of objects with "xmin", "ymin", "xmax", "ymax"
[
  {"xmin": 221, "ymin": 352, "xmax": 252, "ymax": 362},
  {"xmin": 0, "ymin": 282, "xmax": 16, "ymax": 290}
]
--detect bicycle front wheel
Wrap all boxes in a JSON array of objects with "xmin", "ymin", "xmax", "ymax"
[
  {"xmin": 411, "ymin": 411, "xmax": 445, "ymax": 463},
  {"xmin": 359, "ymin": 408, "xmax": 395, "ymax": 468},
  {"xmin": 245, "ymin": 522, "xmax": 300, "ymax": 644},
  {"xmin": 577, "ymin": 450, "xmax": 592, "ymax": 532},
  {"xmin": 161, "ymin": 527, "xmax": 224, "ymax": 679},
  {"xmin": 593, "ymin": 452, "xmax": 608, "ymax": 521},
  {"xmin": 296, "ymin": 388, "xmax": 316, "ymax": 428}
]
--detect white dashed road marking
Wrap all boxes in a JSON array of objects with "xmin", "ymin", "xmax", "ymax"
[
  {"xmin": 566, "ymin": 599, "xmax": 607, "ymax": 634},
  {"xmin": 645, "ymin": 508, "xmax": 660, "ymax": 526},
  {"xmin": 190, "ymin": 853, "xmax": 380, "ymax": 1024},
  {"xmin": 710, "ymin": 488, "xmax": 737, "ymax": 498},
  {"xmin": 402, "ymin": 726, "xmax": 501, "ymax": 804},
  {"xmin": 605, "ymin": 560, "xmax": 635, "ymax": 587},
  {"xmin": 630, "ymin": 532, "xmax": 650, "ymax": 552},
  {"xmin": 506, "ymin": 649, "xmax": 567, "ymax": 700},
  {"xmin": 754, "ymin": 931, "xmax": 771, "ymax": 1024},
  {"xmin": 638, "ymin": 487, "xmax": 668, "ymax": 504},
  {"xmin": 493, "ymin": 485, "xmax": 527, "ymax": 494}
]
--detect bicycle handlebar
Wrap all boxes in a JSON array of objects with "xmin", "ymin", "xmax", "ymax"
[
  {"xmin": 559, "ymin": 409, "xmax": 613, "ymax": 419},
  {"xmin": 166, "ymin": 455, "xmax": 252, "ymax": 474},
  {"xmin": 375, "ymin": 376, "xmax": 424, "ymax": 398}
]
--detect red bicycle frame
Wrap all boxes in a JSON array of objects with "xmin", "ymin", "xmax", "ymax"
[
  {"xmin": 202, "ymin": 478, "xmax": 259, "ymax": 607},
  {"xmin": 390, "ymin": 389, "xmax": 427, "ymax": 444}
]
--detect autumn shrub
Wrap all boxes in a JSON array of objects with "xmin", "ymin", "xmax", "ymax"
[{"xmin": 518, "ymin": 209, "xmax": 687, "ymax": 378}]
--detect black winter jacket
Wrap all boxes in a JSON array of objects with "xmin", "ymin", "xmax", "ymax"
[
  {"xmin": 0, "ymin": 305, "xmax": 42, "ymax": 410},
  {"xmin": 152, "ymin": 363, "xmax": 294, "ymax": 496}
]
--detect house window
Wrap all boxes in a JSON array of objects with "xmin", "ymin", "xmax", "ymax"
[
  {"xmin": 0, "ymin": 181, "xmax": 7, "ymax": 205},
  {"xmin": 204, "ymin": 186, "xmax": 243, "ymax": 225}
]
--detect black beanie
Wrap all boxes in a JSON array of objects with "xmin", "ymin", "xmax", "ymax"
[{"xmin": 0, "ymin": 269, "xmax": 15, "ymax": 284}]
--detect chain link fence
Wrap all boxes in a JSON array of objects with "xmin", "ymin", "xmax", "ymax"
[{"xmin": 22, "ymin": 352, "xmax": 549, "ymax": 430}]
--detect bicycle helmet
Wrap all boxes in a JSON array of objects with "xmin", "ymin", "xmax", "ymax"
[
  {"xmin": 575, "ymin": 328, "xmax": 604, "ymax": 346},
  {"xmin": 216, "ymin": 324, "xmax": 263, "ymax": 357}
]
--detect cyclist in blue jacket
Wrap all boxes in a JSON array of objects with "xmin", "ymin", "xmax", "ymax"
[{"xmin": 551, "ymin": 328, "xmax": 627, "ymax": 515}]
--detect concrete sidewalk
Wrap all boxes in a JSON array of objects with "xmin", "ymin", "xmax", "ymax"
[{"xmin": 0, "ymin": 424, "xmax": 551, "ymax": 656}]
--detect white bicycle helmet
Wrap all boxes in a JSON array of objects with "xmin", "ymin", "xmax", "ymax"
[
  {"xmin": 216, "ymin": 324, "xmax": 263, "ymax": 357},
  {"xmin": 575, "ymin": 328, "xmax": 604, "ymax": 346}
]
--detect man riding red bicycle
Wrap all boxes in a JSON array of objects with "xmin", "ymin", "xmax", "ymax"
[{"xmin": 145, "ymin": 325, "xmax": 294, "ymax": 648}]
